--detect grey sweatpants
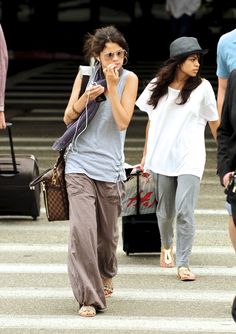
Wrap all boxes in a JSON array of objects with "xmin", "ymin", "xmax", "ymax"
[
  {"xmin": 154, "ymin": 174, "xmax": 200, "ymax": 268},
  {"xmin": 65, "ymin": 173, "xmax": 124, "ymax": 310}
]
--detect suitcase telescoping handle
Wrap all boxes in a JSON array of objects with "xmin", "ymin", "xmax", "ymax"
[
  {"xmin": 4, "ymin": 122, "xmax": 18, "ymax": 174},
  {"xmin": 136, "ymin": 170, "xmax": 141, "ymax": 215}
]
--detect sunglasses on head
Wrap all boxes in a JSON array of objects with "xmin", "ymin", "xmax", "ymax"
[{"xmin": 102, "ymin": 49, "xmax": 127, "ymax": 60}]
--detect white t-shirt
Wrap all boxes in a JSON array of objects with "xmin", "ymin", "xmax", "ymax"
[{"xmin": 136, "ymin": 79, "xmax": 218, "ymax": 179}]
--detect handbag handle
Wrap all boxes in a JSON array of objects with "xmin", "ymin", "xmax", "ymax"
[
  {"xmin": 29, "ymin": 149, "xmax": 65, "ymax": 188},
  {"xmin": 29, "ymin": 167, "xmax": 52, "ymax": 188}
]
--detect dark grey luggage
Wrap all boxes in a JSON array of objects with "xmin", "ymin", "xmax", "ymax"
[
  {"xmin": 122, "ymin": 169, "xmax": 161, "ymax": 255},
  {"xmin": 0, "ymin": 123, "xmax": 40, "ymax": 219}
]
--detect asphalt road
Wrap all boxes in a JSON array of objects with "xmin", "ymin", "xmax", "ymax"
[{"xmin": 0, "ymin": 59, "xmax": 235, "ymax": 333}]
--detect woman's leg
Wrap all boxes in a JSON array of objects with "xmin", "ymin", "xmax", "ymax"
[
  {"xmin": 156, "ymin": 174, "xmax": 176, "ymax": 248},
  {"xmin": 65, "ymin": 173, "xmax": 106, "ymax": 311},
  {"xmin": 95, "ymin": 181, "xmax": 124, "ymax": 282},
  {"xmin": 175, "ymin": 174, "xmax": 200, "ymax": 268}
]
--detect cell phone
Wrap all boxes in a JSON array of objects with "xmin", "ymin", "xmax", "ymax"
[
  {"xmin": 92, "ymin": 82, "xmax": 106, "ymax": 102},
  {"xmin": 95, "ymin": 93, "xmax": 106, "ymax": 102}
]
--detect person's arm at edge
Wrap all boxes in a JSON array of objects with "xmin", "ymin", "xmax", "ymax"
[
  {"xmin": 208, "ymin": 119, "xmax": 220, "ymax": 141},
  {"xmin": 0, "ymin": 25, "xmax": 8, "ymax": 129},
  {"xmin": 217, "ymin": 77, "xmax": 228, "ymax": 120},
  {"xmin": 140, "ymin": 120, "xmax": 150, "ymax": 171},
  {"xmin": 217, "ymin": 74, "xmax": 233, "ymax": 186}
]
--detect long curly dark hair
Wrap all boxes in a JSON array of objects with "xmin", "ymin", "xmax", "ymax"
[{"xmin": 148, "ymin": 55, "xmax": 203, "ymax": 108}]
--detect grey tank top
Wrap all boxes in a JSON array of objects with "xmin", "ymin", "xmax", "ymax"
[{"xmin": 65, "ymin": 68, "xmax": 130, "ymax": 183}]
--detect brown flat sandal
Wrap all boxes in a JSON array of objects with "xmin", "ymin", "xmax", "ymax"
[
  {"xmin": 177, "ymin": 267, "xmax": 196, "ymax": 281},
  {"xmin": 78, "ymin": 305, "xmax": 96, "ymax": 317},
  {"xmin": 102, "ymin": 278, "xmax": 113, "ymax": 297},
  {"xmin": 160, "ymin": 247, "xmax": 175, "ymax": 268}
]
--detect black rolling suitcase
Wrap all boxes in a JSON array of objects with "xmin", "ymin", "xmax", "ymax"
[
  {"xmin": 122, "ymin": 169, "xmax": 161, "ymax": 255},
  {"xmin": 0, "ymin": 123, "xmax": 41, "ymax": 220}
]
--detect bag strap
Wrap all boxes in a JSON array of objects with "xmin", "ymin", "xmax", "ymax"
[{"xmin": 29, "ymin": 149, "xmax": 66, "ymax": 188}]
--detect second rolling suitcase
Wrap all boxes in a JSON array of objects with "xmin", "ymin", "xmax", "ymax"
[
  {"xmin": 122, "ymin": 169, "xmax": 161, "ymax": 255},
  {"xmin": 0, "ymin": 123, "xmax": 41, "ymax": 220}
]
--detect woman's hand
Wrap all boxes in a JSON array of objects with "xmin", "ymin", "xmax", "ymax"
[
  {"xmin": 140, "ymin": 155, "xmax": 146, "ymax": 172},
  {"xmin": 0, "ymin": 111, "xmax": 6, "ymax": 129},
  {"xmin": 103, "ymin": 64, "xmax": 119, "ymax": 89},
  {"xmin": 85, "ymin": 84, "xmax": 105, "ymax": 101},
  {"xmin": 223, "ymin": 171, "xmax": 233, "ymax": 188}
]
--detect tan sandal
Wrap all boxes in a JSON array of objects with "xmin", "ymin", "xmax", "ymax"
[
  {"xmin": 102, "ymin": 278, "xmax": 113, "ymax": 297},
  {"xmin": 177, "ymin": 267, "xmax": 196, "ymax": 281},
  {"xmin": 160, "ymin": 247, "xmax": 175, "ymax": 268},
  {"xmin": 78, "ymin": 305, "xmax": 96, "ymax": 317}
]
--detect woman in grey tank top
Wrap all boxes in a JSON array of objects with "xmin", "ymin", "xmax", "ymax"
[{"xmin": 63, "ymin": 25, "xmax": 138, "ymax": 317}]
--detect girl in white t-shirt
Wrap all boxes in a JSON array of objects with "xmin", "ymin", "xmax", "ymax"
[{"xmin": 136, "ymin": 36, "xmax": 219, "ymax": 281}]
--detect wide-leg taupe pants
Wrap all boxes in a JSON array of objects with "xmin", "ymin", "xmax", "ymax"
[{"xmin": 65, "ymin": 173, "xmax": 124, "ymax": 310}]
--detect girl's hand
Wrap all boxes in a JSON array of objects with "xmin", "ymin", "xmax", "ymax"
[
  {"xmin": 103, "ymin": 64, "xmax": 119, "ymax": 87},
  {"xmin": 223, "ymin": 171, "xmax": 233, "ymax": 188},
  {"xmin": 85, "ymin": 84, "xmax": 104, "ymax": 101},
  {"xmin": 0, "ymin": 111, "xmax": 6, "ymax": 129},
  {"xmin": 140, "ymin": 156, "xmax": 146, "ymax": 171}
]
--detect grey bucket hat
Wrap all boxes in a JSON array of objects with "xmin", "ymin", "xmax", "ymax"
[{"xmin": 169, "ymin": 37, "xmax": 208, "ymax": 59}]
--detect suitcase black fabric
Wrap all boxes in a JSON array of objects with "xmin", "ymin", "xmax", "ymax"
[
  {"xmin": 122, "ymin": 170, "xmax": 161, "ymax": 255},
  {"xmin": 0, "ymin": 123, "xmax": 41, "ymax": 219}
]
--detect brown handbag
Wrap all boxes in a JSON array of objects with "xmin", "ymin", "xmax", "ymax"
[{"xmin": 30, "ymin": 150, "xmax": 69, "ymax": 221}]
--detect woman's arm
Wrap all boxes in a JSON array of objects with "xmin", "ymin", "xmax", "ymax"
[
  {"xmin": 63, "ymin": 71, "xmax": 104, "ymax": 126},
  {"xmin": 0, "ymin": 25, "xmax": 8, "ymax": 129},
  {"xmin": 217, "ymin": 77, "xmax": 228, "ymax": 120},
  {"xmin": 208, "ymin": 119, "xmax": 220, "ymax": 141},
  {"xmin": 140, "ymin": 120, "xmax": 150, "ymax": 170},
  {"xmin": 217, "ymin": 77, "xmax": 234, "ymax": 184},
  {"xmin": 104, "ymin": 66, "xmax": 139, "ymax": 131}
]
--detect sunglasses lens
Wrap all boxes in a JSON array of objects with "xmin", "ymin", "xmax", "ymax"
[{"xmin": 104, "ymin": 50, "xmax": 126, "ymax": 59}]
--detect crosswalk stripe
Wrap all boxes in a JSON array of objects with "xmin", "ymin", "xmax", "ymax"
[
  {"xmin": 0, "ymin": 315, "xmax": 234, "ymax": 332},
  {"xmin": 37, "ymin": 208, "xmax": 227, "ymax": 215},
  {"xmin": 0, "ymin": 137, "xmax": 56, "ymax": 142},
  {"xmin": 8, "ymin": 116, "xmax": 63, "ymax": 121},
  {"xmin": 0, "ymin": 243, "xmax": 233, "ymax": 254},
  {"xmin": 194, "ymin": 209, "xmax": 227, "ymax": 215},
  {"xmin": 0, "ymin": 146, "xmax": 55, "ymax": 150},
  {"xmin": 0, "ymin": 264, "xmax": 235, "ymax": 276},
  {"xmin": 28, "ymin": 207, "xmax": 226, "ymax": 215},
  {"xmin": 0, "ymin": 287, "xmax": 234, "ymax": 302},
  {"xmin": 118, "ymin": 265, "xmax": 236, "ymax": 276}
]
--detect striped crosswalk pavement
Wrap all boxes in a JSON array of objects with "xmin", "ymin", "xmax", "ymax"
[{"xmin": 0, "ymin": 59, "xmax": 235, "ymax": 333}]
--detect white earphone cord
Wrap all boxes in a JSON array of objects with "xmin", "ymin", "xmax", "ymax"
[{"xmin": 71, "ymin": 65, "xmax": 100, "ymax": 152}]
